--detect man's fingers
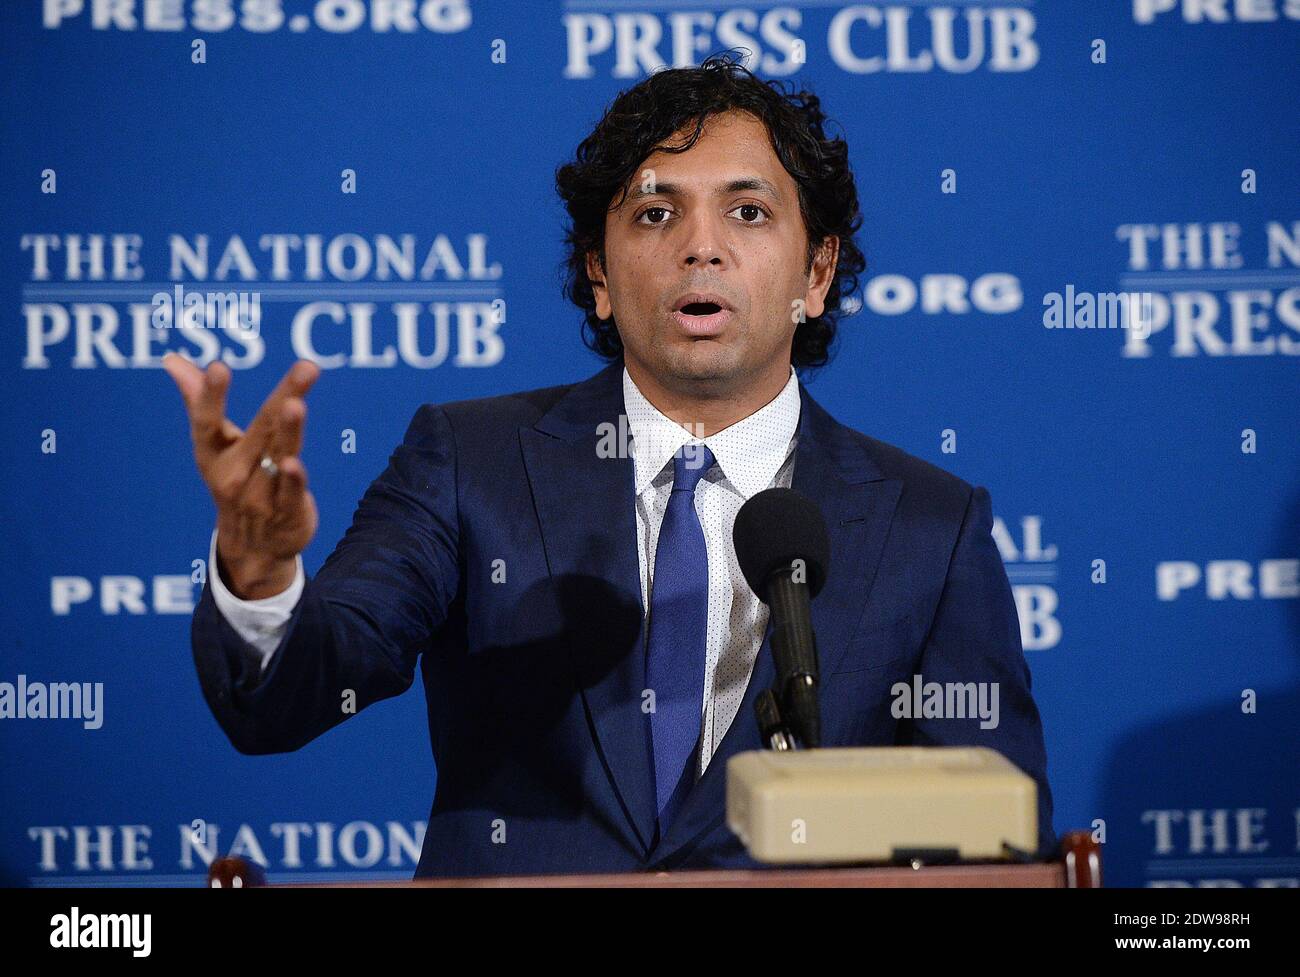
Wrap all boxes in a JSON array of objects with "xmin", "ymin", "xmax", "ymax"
[
  {"xmin": 251, "ymin": 361, "xmax": 320, "ymax": 441},
  {"xmin": 193, "ymin": 361, "xmax": 233, "ymax": 448},
  {"xmin": 273, "ymin": 456, "xmax": 309, "ymax": 514},
  {"xmin": 272, "ymin": 398, "xmax": 306, "ymax": 463},
  {"xmin": 233, "ymin": 449, "xmax": 278, "ymax": 519},
  {"xmin": 163, "ymin": 353, "xmax": 235, "ymax": 461},
  {"xmin": 235, "ymin": 360, "xmax": 321, "ymax": 467},
  {"xmin": 161, "ymin": 352, "xmax": 203, "ymax": 408}
]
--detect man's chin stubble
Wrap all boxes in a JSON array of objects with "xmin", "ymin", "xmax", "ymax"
[{"xmin": 659, "ymin": 340, "xmax": 749, "ymax": 391}]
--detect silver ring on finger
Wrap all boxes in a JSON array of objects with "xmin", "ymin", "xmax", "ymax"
[{"xmin": 259, "ymin": 454, "xmax": 280, "ymax": 478}]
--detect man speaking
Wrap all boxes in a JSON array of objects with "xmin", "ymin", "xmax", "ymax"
[{"xmin": 164, "ymin": 54, "xmax": 1053, "ymax": 877}]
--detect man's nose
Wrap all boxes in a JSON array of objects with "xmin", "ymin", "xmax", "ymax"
[{"xmin": 680, "ymin": 212, "xmax": 728, "ymax": 267}]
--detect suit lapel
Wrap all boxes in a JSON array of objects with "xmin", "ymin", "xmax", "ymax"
[
  {"xmin": 649, "ymin": 382, "xmax": 903, "ymax": 866},
  {"xmin": 519, "ymin": 361, "xmax": 659, "ymax": 856}
]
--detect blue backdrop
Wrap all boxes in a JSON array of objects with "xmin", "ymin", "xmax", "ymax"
[{"xmin": 2, "ymin": 0, "xmax": 1296, "ymax": 887}]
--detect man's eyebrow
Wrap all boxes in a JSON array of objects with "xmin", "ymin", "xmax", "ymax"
[{"xmin": 625, "ymin": 178, "xmax": 784, "ymax": 204}]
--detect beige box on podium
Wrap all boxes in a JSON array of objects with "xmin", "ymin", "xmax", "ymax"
[{"xmin": 726, "ymin": 746, "xmax": 1038, "ymax": 864}]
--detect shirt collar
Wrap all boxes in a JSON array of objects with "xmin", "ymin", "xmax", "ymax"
[{"xmin": 622, "ymin": 363, "xmax": 801, "ymax": 500}]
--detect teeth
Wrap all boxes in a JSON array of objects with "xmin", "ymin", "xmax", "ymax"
[{"xmin": 682, "ymin": 302, "xmax": 721, "ymax": 315}]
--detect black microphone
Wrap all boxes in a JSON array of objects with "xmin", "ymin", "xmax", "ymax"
[{"xmin": 733, "ymin": 487, "xmax": 831, "ymax": 749}]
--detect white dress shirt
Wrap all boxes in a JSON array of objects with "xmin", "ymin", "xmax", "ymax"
[
  {"xmin": 207, "ymin": 529, "xmax": 304, "ymax": 665},
  {"xmin": 209, "ymin": 365, "xmax": 802, "ymax": 775},
  {"xmin": 622, "ymin": 366, "xmax": 800, "ymax": 775}
]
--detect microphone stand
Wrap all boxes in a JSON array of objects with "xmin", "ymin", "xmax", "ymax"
[{"xmin": 755, "ymin": 688, "xmax": 798, "ymax": 752}]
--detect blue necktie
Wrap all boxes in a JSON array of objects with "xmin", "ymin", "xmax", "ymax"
[{"xmin": 645, "ymin": 443, "xmax": 716, "ymax": 834}]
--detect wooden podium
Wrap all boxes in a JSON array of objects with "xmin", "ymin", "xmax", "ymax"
[{"xmin": 209, "ymin": 830, "xmax": 1101, "ymax": 888}]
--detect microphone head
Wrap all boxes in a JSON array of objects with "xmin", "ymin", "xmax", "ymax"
[{"xmin": 733, "ymin": 487, "xmax": 831, "ymax": 600}]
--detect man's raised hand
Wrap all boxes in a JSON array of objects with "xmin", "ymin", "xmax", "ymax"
[{"xmin": 162, "ymin": 352, "xmax": 321, "ymax": 599}]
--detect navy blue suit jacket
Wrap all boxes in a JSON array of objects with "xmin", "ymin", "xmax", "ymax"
[{"xmin": 191, "ymin": 359, "xmax": 1055, "ymax": 876}]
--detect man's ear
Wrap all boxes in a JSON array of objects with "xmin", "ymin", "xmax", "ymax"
[
  {"xmin": 803, "ymin": 236, "xmax": 840, "ymax": 320},
  {"xmin": 586, "ymin": 250, "xmax": 612, "ymax": 320}
]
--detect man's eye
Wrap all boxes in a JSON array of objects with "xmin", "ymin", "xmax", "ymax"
[
  {"xmin": 730, "ymin": 204, "xmax": 769, "ymax": 224},
  {"xmin": 638, "ymin": 207, "xmax": 673, "ymax": 225}
]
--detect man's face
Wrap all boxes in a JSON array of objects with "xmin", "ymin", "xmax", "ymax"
[{"xmin": 587, "ymin": 109, "xmax": 838, "ymax": 397}]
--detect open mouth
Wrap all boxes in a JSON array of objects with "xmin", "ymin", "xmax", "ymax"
[{"xmin": 672, "ymin": 299, "xmax": 732, "ymax": 337}]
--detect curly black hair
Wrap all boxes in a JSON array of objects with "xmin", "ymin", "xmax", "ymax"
[{"xmin": 555, "ymin": 51, "xmax": 865, "ymax": 371}]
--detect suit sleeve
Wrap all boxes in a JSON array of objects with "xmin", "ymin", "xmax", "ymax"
[
  {"xmin": 190, "ymin": 403, "xmax": 461, "ymax": 754},
  {"xmin": 898, "ymin": 485, "xmax": 1056, "ymax": 857}
]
